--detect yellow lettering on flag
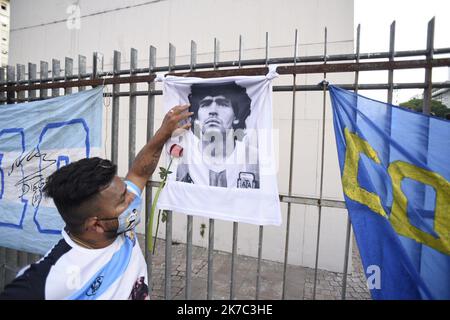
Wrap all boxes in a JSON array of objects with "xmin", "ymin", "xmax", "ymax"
[
  {"xmin": 388, "ymin": 161, "xmax": 450, "ymax": 255},
  {"xmin": 342, "ymin": 128, "xmax": 387, "ymax": 218}
]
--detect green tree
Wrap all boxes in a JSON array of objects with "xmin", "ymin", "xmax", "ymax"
[{"xmin": 400, "ymin": 98, "xmax": 449, "ymax": 119}]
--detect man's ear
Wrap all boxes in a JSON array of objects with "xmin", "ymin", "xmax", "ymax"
[{"xmin": 85, "ymin": 217, "xmax": 105, "ymax": 233}]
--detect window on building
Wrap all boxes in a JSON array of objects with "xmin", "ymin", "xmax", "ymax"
[
  {"xmin": 1, "ymin": 23, "xmax": 6, "ymax": 27},
  {"xmin": 1, "ymin": 5, "xmax": 6, "ymax": 11}
]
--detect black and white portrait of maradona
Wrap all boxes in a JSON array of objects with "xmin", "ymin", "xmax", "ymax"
[{"xmin": 176, "ymin": 81, "xmax": 260, "ymax": 189}]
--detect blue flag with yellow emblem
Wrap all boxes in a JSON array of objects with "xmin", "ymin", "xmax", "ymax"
[{"xmin": 329, "ymin": 85, "xmax": 449, "ymax": 300}]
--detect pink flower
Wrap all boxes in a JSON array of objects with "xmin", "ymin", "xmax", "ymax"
[{"xmin": 169, "ymin": 144, "xmax": 183, "ymax": 158}]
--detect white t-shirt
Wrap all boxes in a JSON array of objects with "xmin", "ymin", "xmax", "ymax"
[
  {"xmin": 0, "ymin": 229, "xmax": 148, "ymax": 300},
  {"xmin": 157, "ymin": 68, "xmax": 282, "ymax": 226}
]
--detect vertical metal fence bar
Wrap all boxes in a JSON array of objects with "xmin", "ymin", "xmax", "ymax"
[
  {"xmin": 256, "ymin": 31, "xmax": 269, "ymax": 300},
  {"xmin": 229, "ymin": 35, "xmax": 243, "ymax": 301},
  {"xmin": 282, "ymin": 29, "xmax": 298, "ymax": 300},
  {"xmin": 213, "ymin": 38, "xmax": 220, "ymax": 70},
  {"xmin": 313, "ymin": 27, "xmax": 328, "ymax": 300},
  {"xmin": 165, "ymin": 43, "xmax": 176, "ymax": 300},
  {"xmin": 207, "ymin": 218, "xmax": 214, "ymax": 300},
  {"xmin": 230, "ymin": 220, "xmax": 238, "ymax": 300},
  {"xmin": 26, "ymin": 62, "xmax": 41, "ymax": 266},
  {"xmin": 128, "ymin": 48, "xmax": 138, "ymax": 169},
  {"xmin": 387, "ymin": 21, "xmax": 396, "ymax": 104},
  {"xmin": 78, "ymin": 55, "xmax": 86, "ymax": 92},
  {"xmin": 16, "ymin": 64, "xmax": 29, "ymax": 268},
  {"xmin": 16, "ymin": 64, "xmax": 25, "ymax": 102},
  {"xmin": 229, "ymin": 35, "xmax": 244, "ymax": 300},
  {"xmin": 51, "ymin": 59, "xmax": 60, "ymax": 97},
  {"xmin": 207, "ymin": 38, "xmax": 220, "ymax": 300},
  {"xmin": 185, "ymin": 40, "xmax": 196, "ymax": 299},
  {"xmin": 92, "ymin": 52, "xmax": 103, "ymax": 84},
  {"xmin": 423, "ymin": 17, "xmax": 435, "ymax": 114},
  {"xmin": 341, "ymin": 24, "xmax": 361, "ymax": 300},
  {"xmin": 40, "ymin": 61, "xmax": 48, "ymax": 99},
  {"xmin": 6, "ymin": 65, "xmax": 15, "ymax": 104},
  {"xmin": 17, "ymin": 64, "xmax": 29, "ymax": 266},
  {"xmin": 111, "ymin": 51, "xmax": 121, "ymax": 164},
  {"xmin": 28, "ymin": 63, "xmax": 37, "ymax": 100},
  {"xmin": 190, "ymin": 40, "xmax": 197, "ymax": 71},
  {"xmin": 265, "ymin": 31, "xmax": 269, "ymax": 66},
  {"xmin": 145, "ymin": 45, "xmax": 156, "ymax": 297},
  {"xmin": 92, "ymin": 52, "xmax": 103, "ymax": 81},
  {"xmin": 255, "ymin": 225, "xmax": 264, "ymax": 299},
  {"xmin": 165, "ymin": 207, "xmax": 173, "ymax": 300},
  {"xmin": 5, "ymin": 65, "xmax": 17, "ymax": 285},
  {"xmin": 185, "ymin": 214, "xmax": 193, "ymax": 299},
  {"xmin": 65, "ymin": 57, "xmax": 73, "ymax": 95}
]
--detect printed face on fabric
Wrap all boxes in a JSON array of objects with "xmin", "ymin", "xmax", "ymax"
[
  {"xmin": 175, "ymin": 81, "xmax": 261, "ymax": 189},
  {"xmin": 197, "ymin": 95, "xmax": 235, "ymax": 136}
]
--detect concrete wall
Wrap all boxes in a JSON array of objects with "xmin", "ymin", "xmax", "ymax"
[{"xmin": 9, "ymin": 0, "xmax": 355, "ymax": 272}]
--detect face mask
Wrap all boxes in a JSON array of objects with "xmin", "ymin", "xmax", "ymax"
[
  {"xmin": 100, "ymin": 183, "xmax": 142, "ymax": 234},
  {"xmin": 115, "ymin": 192, "xmax": 142, "ymax": 234}
]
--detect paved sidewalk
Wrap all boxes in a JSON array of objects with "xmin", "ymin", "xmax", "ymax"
[{"xmin": 139, "ymin": 235, "xmax": 371, "ymax": 300}]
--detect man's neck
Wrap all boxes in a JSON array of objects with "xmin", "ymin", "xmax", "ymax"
[{"xmin": 66, "ymin": 228, "xmax": 117, "ymax": 249}]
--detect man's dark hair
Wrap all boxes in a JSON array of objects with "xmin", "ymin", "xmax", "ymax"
[
  {"xmin": 188, "ymin": 81, "xmax": 252, "ymax": 132},
  {"xmin": 43, "ymin": 157, "xmax": 117, "ymax": 229}
]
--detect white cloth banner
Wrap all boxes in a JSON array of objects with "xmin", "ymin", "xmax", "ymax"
[
  {"xmin": 156, "ymin": 66, "xmax": 281, "ymax": 225},
  {"xmin": 0, "ymin": 87, "xmax": 103, "ymax": 254}
]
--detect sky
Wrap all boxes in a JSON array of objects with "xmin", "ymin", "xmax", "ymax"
[{"xmin": 354, "ymin": 0, "xmax": 450, "ymax": 104}]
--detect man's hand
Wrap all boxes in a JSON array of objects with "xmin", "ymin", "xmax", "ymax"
[
  {"xmin": 158, "ymin": 104, "xmax": 193, "ymax": 140},
  {"xmin": 125, "ymin": 104, "xmax": 193, "ymax": 191}
]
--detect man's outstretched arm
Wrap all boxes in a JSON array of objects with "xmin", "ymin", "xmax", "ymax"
[{"xmin": 125, "ymin": 104, "xmax": 192, "ymax": 191}]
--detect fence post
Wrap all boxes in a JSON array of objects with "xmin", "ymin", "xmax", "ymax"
[
  {"xmin": 16, "ymin": 64, "xmax": 30, "ymax": 269},
  {"xmin": 128, "ymin": 48, "xmax": 138, "ymax": 169},
  {"xmin": 40, "ymin": 61, "xmax": 48, "ymax": 99},
  {"xmin": 229, "ymin": 35, "xmax": 243, "ymax": 301},
  {"xmin": 52, "ymin": 59, "xmax": 60, "ymax": 97},
  {"xmin": 92, "ymin": 52, "xmax": 103, "ymax": 81},
  {"xmin": 282, "ymin": 29, "xmax": 299, "ymax": 300},
  {"xmin": 78, "ymin": 55, "xmax": 86, "ymax": 92},
  {"xmin": 65, "ymin": 57, "xmax": 73, "ymax": 95},
  {"xmin": 28, "ymin": 63, "xmax": 37, "ymax": 100},
  {"xmin": 26, "ymin": 62, "xmax": 42, "ymax": 265},
  {"xmin": 423, "ymin": 17, "xmax": 435, "ymax": 114},
  {"xmin": 387, "ymin": 21, "xmax": 396, "ymax": 104},
  {"xmin": 111, "ymin": 51, "xmax": 121, "ymax": 165},
  {"xmin": 313, "ymin": 27, "xmax": 328, "ymax": 300},
  {"xmin": 145, "ymin": 45, "xmax": 156, "ymax": 298},
  {"xmin": 185, "ymin": 40, "xmax": 196, "ymax": 300},
  {"xmin": 16, "ymin": 64, "xmax": 25, "ymax": 102},
  {"xmin": 6, "ymin": 65, "xmax": 15, "ymax": 104},
  {"xmin": 256, "ymin": 32, "xmax": 270, "ymax": 300},
  {"xmin": 4, "ymin": 66, "xmax": 18, "ymax": 286},
  {"xmin": 207, "ymin": 38, "xmax": 221, "ymax": 300},
  {"xmin": 164, "ymin": 42, "xmax": 176, "ymax": 300}
]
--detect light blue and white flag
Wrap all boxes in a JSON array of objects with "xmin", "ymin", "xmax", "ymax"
[{"xmin": 0, "ymin": 87, "xmax": 103, "ymax": 254}]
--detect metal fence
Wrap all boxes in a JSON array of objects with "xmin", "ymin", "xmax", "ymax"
[{"xmin": 0, "ymin": 18, "xmax": 449, "ymax": 300}]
